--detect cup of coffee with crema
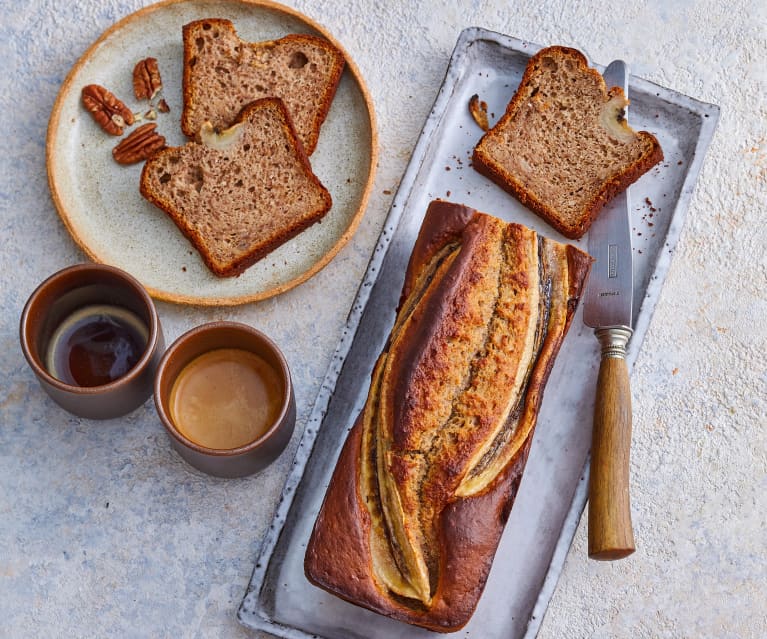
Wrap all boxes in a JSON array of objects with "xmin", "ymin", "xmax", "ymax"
[
  {"xmin": 20, "ymin": 263, "xmax": 164, "ymax": 419},
  {"xmin": 154, "ymin": 322, "xmax": 296, "ymax": 478}
]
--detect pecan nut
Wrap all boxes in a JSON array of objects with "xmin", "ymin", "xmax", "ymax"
[
  {"xmin": 82, "ymin": 84, "xmax": 135, "ymax": 135},
  {"xmin": 133, "ymin": 57, "xmax": 163, "ymax": 100},
  {"xmin": 112, "ymin": 123, "xmax": 166, "ymax": 164},
  {"xmin": 468, "ymin": 94, "xmax": 490, "ymax": 132}
]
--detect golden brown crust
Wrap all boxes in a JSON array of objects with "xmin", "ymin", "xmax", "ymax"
[
  {"xmin": 305, "ymin": 417, "xmax": 534, "ymax": 632},
  {"xmin": 180, "ymin": 19, "xmax": 345, "ymax": 154},
  {"xmin": 398, "ymin": 199, "xmax": 475, "ymax": 308},
  {"xmin": 139, "ymin": 97, "xmax": 331, "ymax": 278},
  {"xmin": 472, "ymin": 46, "xmax": 664, "ymax": 239},
  {"xmin": 305, "ymin": 200, "xmax": 592, "ymax": 631}
]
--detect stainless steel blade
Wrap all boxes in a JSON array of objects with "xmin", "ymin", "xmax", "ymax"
[{"xmin": 583, "ymin": 60, "xmax": 633, "ymax": 330}]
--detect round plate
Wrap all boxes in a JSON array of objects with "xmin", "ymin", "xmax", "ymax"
[{"xmin": 47, "ymin": 0, "xmax": 377, "ymax": 306}]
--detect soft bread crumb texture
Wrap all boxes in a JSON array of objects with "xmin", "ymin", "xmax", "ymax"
[
  {"xmin": 473, "ymin": 46, "xmax": 663, "ymax": 238},
  {"xmin": 140, "ymin": 98, "xmax": 331, "ymax": 277},
  {"xmin": 182, "ymin": 19, "xmax": 345, "ymax": 154}
]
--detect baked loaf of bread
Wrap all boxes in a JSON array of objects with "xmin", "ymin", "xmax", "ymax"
[
  {"xmin": 473, "ymin": 46, "xmax": 663, "ymax": 239},
  {"xmin": 140, "ymin": 98, "xmax": 331, "ymax": 277},
  {"xmin": 181, "ymin": 18, "xmax": 345, "ymax": 155},
  {"xmin": 305, "ymin": 200, "xmax": 591, "ymax": 631}
]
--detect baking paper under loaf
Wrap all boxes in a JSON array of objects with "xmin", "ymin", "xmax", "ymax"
[{"xmin": 305, "ymin": 200, "xmax": 592, "ymax": 631}]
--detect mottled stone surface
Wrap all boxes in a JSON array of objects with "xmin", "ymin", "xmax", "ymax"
[{"xmin": 1, "ymin": 1, "xmax": 764, "ymax": 638}]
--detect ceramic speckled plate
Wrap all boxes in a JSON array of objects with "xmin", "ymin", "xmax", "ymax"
[{"xmin": 47, "ymin": 0, "xmax": 376, "ymax": 306}]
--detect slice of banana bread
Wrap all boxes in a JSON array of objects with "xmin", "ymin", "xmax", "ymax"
[
  {"xmin": 181, "ymin": 18, "xmax": 345, "ymax": 155},
  {"xmin": 140, "ymin": 98, "xmax": 331, "ymax": 277},
  {"xmin": 473, "ymin": 46, "xmax": 663, "ymax": 239}
]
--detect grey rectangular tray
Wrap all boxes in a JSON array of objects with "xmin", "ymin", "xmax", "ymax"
[{"xmin": 238, "ymin": 27, "xmax": 719, "ymax": 639}]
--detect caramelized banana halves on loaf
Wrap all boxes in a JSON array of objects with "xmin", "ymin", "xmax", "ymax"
[{"xmin": 305, "ymin": 200, "xmax": 592, "ymax": 632}]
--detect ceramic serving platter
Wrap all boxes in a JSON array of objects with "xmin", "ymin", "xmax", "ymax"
[
  {"xmin": 237, "ymin": 27, "xmax": 719, "ymax": 639},
  {"xmin": 46, "ymin": 0, "xmax": 376, "ymax": 306}
]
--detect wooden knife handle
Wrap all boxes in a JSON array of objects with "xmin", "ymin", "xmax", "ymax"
[{"xmin": 588, "ymin": 326, "xmax": 635, "ymax": 560}]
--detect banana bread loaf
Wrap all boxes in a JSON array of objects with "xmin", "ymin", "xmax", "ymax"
[{"xmin": 304, "ymin": 200, "xmax": 591, "ymax": 631}]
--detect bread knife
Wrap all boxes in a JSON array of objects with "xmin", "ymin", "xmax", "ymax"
[{"xmin": 583, "ymin": 60, "xmax": 636, "ymax": 560}]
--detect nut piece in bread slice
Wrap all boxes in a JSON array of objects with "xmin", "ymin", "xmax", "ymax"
[
  {"xmin": 181, "ymin": 18, "xmax": 345, "ymax": 155},
  {"xmin": 140, "ymin": 98, "xmax": 332, "ymax": 278},
  {"xmin": 473, "ymin": 46, "xmax": 663, "ymax": 239}
]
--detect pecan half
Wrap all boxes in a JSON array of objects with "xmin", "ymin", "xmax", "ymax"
[
  {"xmin": 133, "ymin": 57, "xmax": 162, "ymax": 100},
  {"xmin": 112, "ymin": 123, "xmax": 165, "ymax": 164},
  {"xmin": 468, "ymin": 94, "xmax": 489, "ymax": 132},
  {"xmin": 82, "ymin": 84, "xmax": 135, "ymax": 135}
]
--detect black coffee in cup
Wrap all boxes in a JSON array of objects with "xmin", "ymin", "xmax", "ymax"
[{"xmin": 45, "ymin": 304, "xmax": 148, "ymax": 387}]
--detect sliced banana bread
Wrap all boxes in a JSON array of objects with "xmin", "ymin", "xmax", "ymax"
[
  {"xmin": 181, "ymin": 18, "xmax": 345, "ymax": 155},
  {"xmin": 140, "ymin": 98, "xmax": 332, "ymax": 277},
  {"xmin": 473, "ymin": 46, "xmax": 663, "ymax": 239}
]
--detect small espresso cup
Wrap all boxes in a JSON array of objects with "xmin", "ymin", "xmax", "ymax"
[
  {"xmin": 20, "ymin": 263, "xmax": 164, "ymax": 419},
  {"xmin": 154, "ymin": 322, "xmax": 296, "ymax": 478}
]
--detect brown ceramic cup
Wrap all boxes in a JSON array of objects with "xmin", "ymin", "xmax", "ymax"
[
  {"xmin": 20, "ymin": 263, "xmax": 164, "ymax": 419},
  {"xmin": 154, "ymin": 321, "xmax": 296, "ymax": 478}
]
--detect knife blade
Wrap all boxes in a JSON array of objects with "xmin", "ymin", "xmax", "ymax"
[{"xmin": 584, "ymin": 60, "xmax": 636, "ymax": 560}]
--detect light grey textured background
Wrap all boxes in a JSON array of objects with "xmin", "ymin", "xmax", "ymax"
[{"xmin": 1, "ymin": 1, "xmax": 765, "ymax": 638}]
